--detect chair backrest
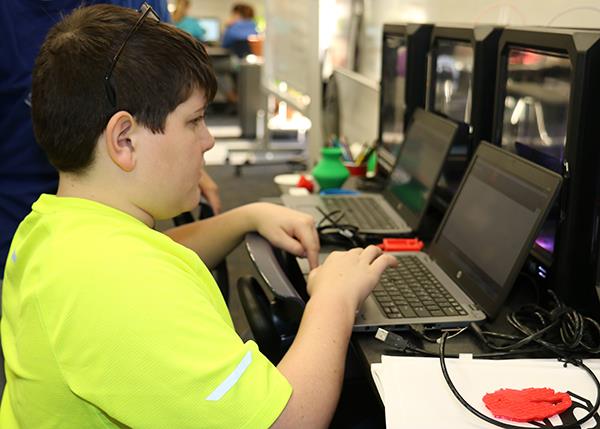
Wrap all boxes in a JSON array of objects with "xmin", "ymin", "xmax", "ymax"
[
  {"xmin": 237, "ymin": 276, "xmax": 283, "ymax": 363},
  {"xmin": 237, "ymin": 275, "xmax": 302, "ymax": 364}
]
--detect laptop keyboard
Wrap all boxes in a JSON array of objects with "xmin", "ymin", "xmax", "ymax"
[
  {"xmin": 372, "ymin": 256, "xmax": 468, "ymax": 319},
  {"xmin": 322, "ymin": 197, "xmax": 398, "ymax": 230}
]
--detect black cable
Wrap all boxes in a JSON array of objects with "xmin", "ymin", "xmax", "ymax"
[
  {"xmin": 376, "ymin": 289, "xmax": 600, "ymax": 426},
  {"xmin": 438, "ymin": 331, "xmax": 600, "ymax": 429},
  {"xmin": 471, "ymin": 290, "xmax": 600, "ymax": 357},
  {"xmin": 315, "ymin": 207, "xmax": 367, "ymax": 248},
  {"xmin": 408, "ymin": 323, "xmax": 439, "ymax": 343},
  {"xmin": 375, "ymin": 328, "xmax": 547, "ymax": 359}
]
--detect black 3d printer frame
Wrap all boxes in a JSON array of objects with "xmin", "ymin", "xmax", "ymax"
[
  {"xmin": 377, "ymin": 23, "xmax": 433, "ymax": 176},
  {"xmin": 491, "ymin": 27, "xmax": 600, "ymax": 315},
  {"xmin": 425, "ymin": 25, "xmax": 502, "ymax": 211}
]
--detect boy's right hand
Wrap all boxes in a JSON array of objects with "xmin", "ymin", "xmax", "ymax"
[{"xmin": 306, "ymin": 245, "xmax": 398, "ymax": 313}]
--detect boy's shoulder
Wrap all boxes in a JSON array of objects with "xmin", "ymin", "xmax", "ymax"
[{"xmin": 7, "ymin": 195, "xmax": 201, "ymax": 292}]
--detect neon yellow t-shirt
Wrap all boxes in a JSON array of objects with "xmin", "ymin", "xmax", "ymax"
[{"xmin": 0, "ymin": 194, "xmax": 291, "ymax": 428}]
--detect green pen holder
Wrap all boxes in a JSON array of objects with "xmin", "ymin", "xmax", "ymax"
[
  {"xmin": 367, "ymin": 150, "xmax": 378, "ymax": 176},
  {"xmin": 312, "ymin": 147, "xmax": 350, "ymax": 190}
]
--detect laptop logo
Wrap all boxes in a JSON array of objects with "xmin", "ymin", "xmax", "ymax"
[{"xmin": 456, "ymin": 270, "xmax": 463, "ymax": 279}]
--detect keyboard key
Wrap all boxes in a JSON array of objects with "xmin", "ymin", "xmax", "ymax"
[
  {"xmin": 414, "ymin": 307, "xmax": 431, "ymax": 317},
  {"xmin": 398, "ymin": 306, "xmax": 417, "ymax": 318},
  {"xmin": 443, "ymin": 307, "xmax": 459, "ymax": 317}
]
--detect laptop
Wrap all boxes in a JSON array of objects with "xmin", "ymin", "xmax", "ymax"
[
  {"xmin": 298, "ymin": 142, "xmax": 562, "ymax": 331},
  {"xmin": 282, "ymin": 109, "xmax": 461, "ymax": 235},
  {"xmin": 195, "ymin": 17, "xmax": 221, "ymax": 44}
]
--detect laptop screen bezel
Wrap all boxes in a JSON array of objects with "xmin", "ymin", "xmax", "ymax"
[
  {"xmin": 427, "ymin": 142, "xmax": 562, "ymax": 318},
  {"xmin": 381, "ymin": 109, "xmax": 459, "ymax": 231}
]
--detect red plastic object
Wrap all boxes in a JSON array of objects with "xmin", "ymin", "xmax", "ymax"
[
  {"xmin": 376, "ymin": 238, "xmax": 424, "ymax": 252},
  {"xmin": 296, "ymin": 175, "xmax": 314, "ymax": 193},
  {"xmin": 343, "ymin": 162, "xmax": 368, "ymax": 177},
  {"xmin": 483, "ymin": 388, "xmax": 572, "ymax": 422}
]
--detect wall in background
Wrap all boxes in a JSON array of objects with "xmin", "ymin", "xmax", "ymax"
[{"xmin": 358, "ymin": 0, "xmax": 600, "ymax": 80}]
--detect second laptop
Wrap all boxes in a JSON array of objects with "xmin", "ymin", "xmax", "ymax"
[{"xmin": 282, "ymin": 109, "xmax": 463, "ymax": 235}]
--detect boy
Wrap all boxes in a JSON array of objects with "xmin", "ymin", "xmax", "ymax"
[{"xmin": 0, "ymin": 4, "xmax": 396, "ymax": 428}]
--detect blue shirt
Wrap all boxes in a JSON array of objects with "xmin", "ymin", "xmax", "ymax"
[
  {"xmin": 222, "ymin": 19, "xmax": 257, "ymax": 49},
  {"xmin": 176, "ymin": 16, "xmax": 206, "ymax": 41},
  {"xmin": 0, "ymin": 0, "xmax": 170, "ymax": 278}
]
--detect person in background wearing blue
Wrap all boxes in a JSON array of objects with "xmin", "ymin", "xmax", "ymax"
[
  {"xmin": 0, "ymin": 0, "xmax": 222, "ymax": 281},
  {"xmin": 172, "ymin": 0, "xmax": 206, "ymax": 42},
  {"xmin": 222, "ymin": 3, "xmax": 257, "ymax": 55}
]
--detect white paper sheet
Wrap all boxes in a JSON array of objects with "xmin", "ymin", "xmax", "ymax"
[{"xmin": 372, "ymin": 355, "xmax": 600, "ymax": 428}]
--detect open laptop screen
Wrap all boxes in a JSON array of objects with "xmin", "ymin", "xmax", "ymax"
[
  {"xmin": 334, "ymin": 68, "xmax": 380, "ymax": 148},
  {"xmin": 430, "ymin": 143, "xmax": 561, "ymax": 317},
  {"xmin": 196, "ymin": 17, "xmax": 221, "ymax": 43},
  {"xmin": 384, "ymin": 110, "xmax": 458, "ymax": 228}
]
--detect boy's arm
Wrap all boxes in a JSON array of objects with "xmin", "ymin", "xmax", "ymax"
[
  {"xmin": 272, "ymin": 247, "xmax": 397, "ymax": 428},
  {"xmin": 163, "ymin": 202, "xmax": 319, "ymax": 269},
  {"xmin": 198, "ymin": 171, "xmax": 221, "ymax": 214}
]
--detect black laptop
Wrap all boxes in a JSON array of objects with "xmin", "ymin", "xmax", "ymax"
[
  {"xmin": 282, "ymin": 109, "xmax": 461, "ymax": 235},
  {"xmin": 355, "ymin": 142, "xmax": 562, "ymax": 330},
  {"xmin": 295, "ymin": 142, "xmax": 562, "ymax": 331}
]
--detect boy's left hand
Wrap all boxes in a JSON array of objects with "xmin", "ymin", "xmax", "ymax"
[{"xmin": 249, "ymin": 203, "xmax": 320, "ymax": 269}]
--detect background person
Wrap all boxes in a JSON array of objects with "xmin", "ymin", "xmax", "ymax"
[
  {"xmin": 172, "ymin": 0, "xmax": 206, "ymax": 42},
  {"xmin": 222, "ymin": 3, "xmax": 258, "ymax": 56}
]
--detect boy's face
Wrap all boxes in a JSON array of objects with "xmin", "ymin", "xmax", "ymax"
[{"xmin": 134, "ymin": 88, "xmax": 214, "ymax": 220}]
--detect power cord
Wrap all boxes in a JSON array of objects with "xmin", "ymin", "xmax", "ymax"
[
  {"xmin": 375, "ymin": 290, "xmax": 600, "ymax": 427},
  {"xmin": 438, "ymin": 331, "xmax": 600, "ymax": 429},
  {"xmin": 469, "ymin": 290, "xmax": 600, "ymax": 357},
  {"xmin": 315, "ymin": 207, "xmax": 367, "ymax": 248},
  {"xmin": 375, "ymin": 328, "xmax": 540, "ymax": 359}
]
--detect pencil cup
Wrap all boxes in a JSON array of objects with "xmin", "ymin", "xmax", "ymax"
[
  {"xmin": 344, "ymin": 162, "xmax": 367, "ymax": 177},
  {"xmin": 312, "ymin": 147, "xmax": 349, "ymax": 190}
]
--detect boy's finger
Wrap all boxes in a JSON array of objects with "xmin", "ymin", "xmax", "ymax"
[
  {"xmin": 369, "ymin": 254, "xmax": 398, "ymax": 277},
  {"xmin": 359, "ymin": 245, "xmax": 383, "ymax": 264}
]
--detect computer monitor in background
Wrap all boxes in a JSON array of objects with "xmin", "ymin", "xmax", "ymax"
[
  {"xmin": 333, "ymin": 67, "xmax": 380, "ymax": 149},
  {"xmin": 431, "ymin": 38, "xmax": 474, "ymax": 127},
  {"xmin": 378, "ymin": 23, "xmax": 432, "ymax": 176},
  {"xmin": 491, "ymin": 27, "xmax": 600, "ymax": 314},
  {"xmin": 426, "ymin": 25, "xmax": 502, "ymax": 204},
  {"xmin": 195, "ymin": 17, "xmax": 221, "ymax": 44}
]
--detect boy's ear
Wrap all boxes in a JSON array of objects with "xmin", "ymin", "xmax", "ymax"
[{"xmin": 105, "ymin": 111, "xmax": 137, "ymax": 172}]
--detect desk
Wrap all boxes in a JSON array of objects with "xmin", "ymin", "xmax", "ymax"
[
  {"xmin": 244, "ymin": 231, "xmax": 547, "ymax": 417},
  {"xmin": 205, "ymin": 46, "xmax": 231, "ymax": 58}
]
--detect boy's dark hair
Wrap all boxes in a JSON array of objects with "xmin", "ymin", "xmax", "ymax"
[
  {"xmin": 32, "ymin": 4, "xmax": 217, "ymax": 173},
  {"xmin": 232, "ymin": 4, "xmax": 254, "ymax": 20}
]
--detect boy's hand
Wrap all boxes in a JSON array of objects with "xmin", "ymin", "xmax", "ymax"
[
  {"xmin": 248, "ymin": 203, "xmax": 320, "ymax": 269},
  {"xmin": 306, "ymin": 246, "xmax": 398, "ymax": 312}
]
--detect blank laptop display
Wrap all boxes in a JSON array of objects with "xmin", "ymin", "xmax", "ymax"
[
  {"xmin": 351, "ymin": 142, "xmax": 562, "ymax": 331},
  {"xmin": 282, "ymin": 109, "xmax": 460, "ymax": 235}
]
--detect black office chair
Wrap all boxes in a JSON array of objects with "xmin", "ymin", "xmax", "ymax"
[
  {"xmin": 237, "ymin": 233, "xmax": 307, "ymax": 364},
  {"xmin": 237, "ymin": 275, "xmax": 303, "ymax": 365},
  {"xmin": 173, "ymin": 202, "xmax": 230, "ymax": 303}
]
